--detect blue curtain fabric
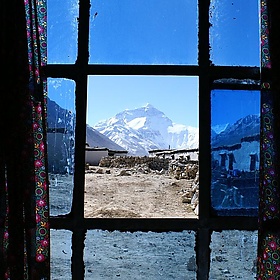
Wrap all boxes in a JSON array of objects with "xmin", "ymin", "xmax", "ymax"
[{"xmin": 0, "ymin": 0, "xmax": 49, "ymax": 279}]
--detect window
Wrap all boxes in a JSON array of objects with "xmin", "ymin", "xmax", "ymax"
[{"xmin": 46, "ymin": 0, "xmax": 260, "ymax": 278}]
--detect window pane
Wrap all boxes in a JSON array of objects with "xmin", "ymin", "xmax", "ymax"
[
  {"xmin": 210, "ymin": 231, "xmax": 258, "ymax": 279},
  {"xmin": 85, "ymin": 230, "xmax": 196, "ymax": 279},
  {"xmin": 89, "ymin": 0, "xmax": 198, "ymax": 65},
  {"xmin": 47, "ymin": 0, "xmax": 78, "ymax": 64},
  {"xmin": 209, "ymin": 0, "xmax": 260, "ymax": 66},
  {"xmin": 85, "ymin": 76, "xmax": 199, "ymax": 218},
  {"xmin": 50, "ymin": 230, "xmax": 72, "ymax": 279},
  {"xmin": 47, "ymin": 79, "xmax": 76, "ymax": 216},
  {"xmin": 211, "ymin": 89, "xmax": 260, "ymax": 216}
]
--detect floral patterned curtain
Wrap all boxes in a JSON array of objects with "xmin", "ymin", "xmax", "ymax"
[
  {"xmin": 0, "ymin": 0, "xmax": 49, "ymax": 279},
  {"xmin": 257, "ymin": 0, "xmax": 280, "ymax": 278}
]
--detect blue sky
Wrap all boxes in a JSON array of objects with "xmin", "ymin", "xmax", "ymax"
[
  {"xmin": 211, "ymin": 90, "xmax": 260, "ymax": 127},
  {"xmin": 209, "ymin": 0, "xmax": 260, "ymax": 66},
  {"xmin": 89, "ymin": 0, "xmax": 198, "ymax": 65},
  {"xmin": 47, "ymin": 0, "xmax": 260, "ymax": 128},
  {"xmin": 87, "ymin": 75, "xmax": 198, "ymax": 127}
]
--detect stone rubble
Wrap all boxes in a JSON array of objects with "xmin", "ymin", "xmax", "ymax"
[
  {"xmin": 89, "ymin": 155, "xmax": 199, "ymax": 215},
  {"xmin": 99, "ymin": 155, "xmax": 170, "ymax": 172},
  {"xmin": 167, "ymin": 158, "xmax": 199, "ymax": 215}
]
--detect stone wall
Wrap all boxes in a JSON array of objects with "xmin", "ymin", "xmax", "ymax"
[{"xmin": 99, "ymin": 156, "xmax": 170, "ymax": 171}]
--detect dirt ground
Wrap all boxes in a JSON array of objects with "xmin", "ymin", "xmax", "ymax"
[
  {"xmin": 50, "ymin": 169, "xmax": 258, "ymax": 279},
  {"xmin": 84, "ymin": 166, "xmax": 197, "ymax": 219}
]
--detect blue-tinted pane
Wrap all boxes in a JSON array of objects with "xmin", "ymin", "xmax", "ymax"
[
  {"xmin": 47, "ymin": 0, "xmax": 78, "ymax": 64},
  {"xmin": 50, "ymin": 230, "xmax": 72, "ymax": 279},
  {"xmin": 89, "ymin": 0, "xmax": 198, "ymax": 65},
  {"xmin": 85, "ymin": 230, "xmax": 196, "ymax": 279},
  {"xmin": 210, "ymin": 0, "xmax": 260, "ymax": 66},
  {"xmin": 47, "ymin": 79, "xmax": 76, "ymax": 216},
  {"xmin": 211, "ymin": 90, "xmax": 260, "ymax": 216},
  {"xmin": 210, "ymin": 231, "xmax": 258, "ymax": 279}
]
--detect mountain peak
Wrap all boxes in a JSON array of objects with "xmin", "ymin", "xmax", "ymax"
[
  {"xmin": 94, "ymin": 104, "xmax": 198, "ymax": 155},
  {"xmin": 143, "ymin": 103, "xmax": 154, "ymax": 109}
]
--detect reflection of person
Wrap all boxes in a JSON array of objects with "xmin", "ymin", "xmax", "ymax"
[
  {"xmin": 221, "ymin": 186, "xmax": 243, "ymax": 208},
  {"xmin": 219, "ymin": 174, "xmax": 244, "ymax": 208},
  {"xmin": 221, "ymin": 187, "xmax": 234, "ymax": 208}
]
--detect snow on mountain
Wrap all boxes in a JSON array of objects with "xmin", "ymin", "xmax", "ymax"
[
  {"xmin": 211, "ymin": 123, "xmax": 229, "ymax": 134},
  {"xmin": 86, "ymin": 125, "xmax": 127, "ymax": 151},
  {"xmin": 211, "ymin": 114, "xmax": 260, "ymax": 148},
  {"xmin": 47, "ymin": 97, "xmax": 75, "ymax": 130},
  {"xmin": 93, "ymin": 104, "xmax": 199, "ymax": 156}
]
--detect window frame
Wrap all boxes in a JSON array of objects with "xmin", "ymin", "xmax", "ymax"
[{"xmin": 45, "ymin": 0, "xmax": 260, "ymax": 279}]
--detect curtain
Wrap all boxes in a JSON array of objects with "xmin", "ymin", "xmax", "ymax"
[
  {"xmin": 257, "ymin": 0, "xmax": 280, "ymax": 279},
  {"xmin": 0, "ymin": 0, "xmax": 49, "ymax": 279}
]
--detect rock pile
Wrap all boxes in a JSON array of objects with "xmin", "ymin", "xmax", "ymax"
[
  {"xmin": 169, "ymin": 161, "xmax": 198, "ymax": 180},
  {"xmin": 181, "ymin": 171, "xmax": 199, "ymax": 215},
  {"xmin": 91, "ymin": 155, "xmax": 199, "ymax": 215},
  {"xmin": 99, "ymin": 156, "xmax": 170, "ymax": 172},
  {"xmin": 168, "ymin": 159, "xmax": 199, "ymax": 215}
]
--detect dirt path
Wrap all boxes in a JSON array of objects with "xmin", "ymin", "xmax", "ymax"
[
  {"xmin": 84, "ymin": 167, "xmax": 197, "ymax": 218},
  {"xmin": 50, "ymin": 169, "xmax": 258, "ymax": 280}
]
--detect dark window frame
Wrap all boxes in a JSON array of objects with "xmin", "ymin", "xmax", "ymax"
[{"xmin": 45, "ymin": 0, "xmax": 260, "ymax": 279}]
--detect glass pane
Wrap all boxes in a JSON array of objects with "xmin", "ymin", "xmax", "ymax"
[
  {"xmin": 210, "ymin": 230, "xmax": 258, "ymax": 279},
  {"xmin": 85, "ymin": 230, "xmax": 196, "ymax": 279},
  {"xmin": 85, "ymin": 76, "xmax": 199, "ymax": 218},
  {"xmin": 47, "ymin": 0, "xmax": 78, "ymax": 64},
  {"xmin": 47, "ymin": 79, "xmax": 76, "ymax": 216},
  {"xmin": 211, "ymin": 89, "xmax": 260, "ymax": 216},
  {"xmin": 209, "ymin": 0, "xmax": 260, "ymax": 66},
  {"xmin": 50, "ymin": 230, "xmax": 72, "ymax": 279},
  {"xmin": 213, "ymin": 78, "xmax": 260, "ymax": 86},
  {"xmin": 89, "ymin": 0, "xmax": 198, "ymax": 65}
]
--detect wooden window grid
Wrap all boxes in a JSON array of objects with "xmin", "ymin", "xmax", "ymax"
[{"xmin": 45, "ymin": 1, "xmax": 260, "ymax": 279}]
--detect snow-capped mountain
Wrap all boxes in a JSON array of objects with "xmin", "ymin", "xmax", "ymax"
[
  {"xmin": 47, "ymin": 98, "xmax": 124, "ymax": 173},
  {"xmin": 93, "ymin": 104, "xmax": 199, "ymax": 156},
  {"xmin": 47, "ymin": 97, "xmax": 75, "ymax": 130},
  {"xmin": 211, "ymin": 123, "xmax": 229, "ymax": 135},
  {"xmin": 211, "ymin": 114, "xmax": 260, "ymax": 148},
  {"xmin": 86, "ymin": 125, "xmax": 127, "ymax": 152}
]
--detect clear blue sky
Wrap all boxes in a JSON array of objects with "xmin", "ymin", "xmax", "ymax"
[
  {"xmin": 87, "ymin": 75, "xmax": 198, "ymax": 127},
  {"xmin": 47, "ymin": 0, "xmax": 260, "ymax": 128},
  {"xmin": 89, "ymin": 0, "xmax": 198, "ymax": 65},
  {"xmin": 211, "ymin": 90, "xmax": 260, "ymax": 126},
  {"xmin": 47, "ymin": 78, "xmax": 76, "ymax": 113},
  {"xmin": 209, "ymin": 0, "xmax": 260, "ymax": 66}
]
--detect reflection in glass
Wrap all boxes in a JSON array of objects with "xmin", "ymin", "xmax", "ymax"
[
  {"xmin": 210, "ymin": 231, "xmax": 258, "ymax": 279},
  {"xmin": 211, "ymin": 90, "xmax": 260, "ymax": 215},
  {"xmin": 89, "ymin": 0, "xmax": 198, "ymax": 65},
  {"xmin": 47, "ymin": 0, "xmax": 78, "ymax": 64},
  {"xmin": 50, "ymin": 230, "xmax": 72, "ymax": 279},
  {"xmin": 47, "ymin": 79, "xmax": 76, "ymax": 216},
  {"xmin": 209, "ymin": 0, "xmax": 260, "ymax": 66},
  {"xmin": 213, "ymin": 78, "xmax": 260, "ymax": 86},
  {"xmin": 85, "ymin": 230, "xmax": 196, "ymax": 279},
  {"xmin": 85, "ymin": 76, "xmax": 199, "ymax": 218}
]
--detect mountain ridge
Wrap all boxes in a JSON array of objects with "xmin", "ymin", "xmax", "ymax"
[
  {"xmin": 94, "ymin": 104, "xmax": 199, "ymax": 155},
  {"xmin": 211, "ymin": 114, "xmax": 260, "ymax": 148}
]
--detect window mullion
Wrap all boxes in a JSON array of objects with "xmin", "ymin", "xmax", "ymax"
[
  {"xmin": 198, "ymin": 0, "xmax": 211, "ymax": 279},
  {"xmin": 196, "ymin": 229, "xmax": 211, "ymax": 280},
  {"xmin": 198, "ymin": 0, "xmax": 211, "ymax": 222},
  {"xmin": 71, "ymin": 0, "xmax": 90, "ymax": 279}
]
